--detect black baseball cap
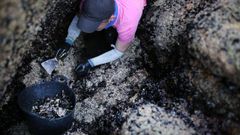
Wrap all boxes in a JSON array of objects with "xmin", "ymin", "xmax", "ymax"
[{"xmin": 77, "ymin": 0, "xmax": 115, "ymax": 33}]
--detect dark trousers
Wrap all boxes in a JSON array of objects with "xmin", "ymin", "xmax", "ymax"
[{"xmin": 82, "ymin": 27, "xmax": 118, "ymax": 58}]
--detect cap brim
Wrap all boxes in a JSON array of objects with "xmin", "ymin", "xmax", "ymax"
[{"xmin": 77, "ymin": 15, "xmax": 101, "ymax": 33}]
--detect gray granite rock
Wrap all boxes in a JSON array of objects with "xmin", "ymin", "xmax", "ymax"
[
  {"xmin": 189, "ymin": 0, "xmax": 240, "ymax": 84},
  {"xmin": 121, "ymin": 103, "xmax": 196, "ymax": 135},
  {"xmin": 138, "ymin": 0, "xmax": 240, "ymax": 132}
]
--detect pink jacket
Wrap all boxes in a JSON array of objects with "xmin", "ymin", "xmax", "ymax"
[{"xmin": 113, "ymin": 0, "xmax": 147, "ymax": 44}]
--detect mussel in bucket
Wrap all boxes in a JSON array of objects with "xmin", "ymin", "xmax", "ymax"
[{"xmin": 31, "ymin": 90, "xmax": 74, "ymax": 119}]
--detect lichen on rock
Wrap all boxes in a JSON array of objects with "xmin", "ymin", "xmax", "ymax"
[
  {"xmin": 121, "ymin": 103, "xmax": 196, "ymax": 135},
  {"xmin": 189, "ymin": 0, "xmax": 240, "ymax": 84}
]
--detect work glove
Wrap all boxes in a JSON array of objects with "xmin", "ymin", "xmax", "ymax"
[
  {"xmin": 75, "ymin": 61, "xmax": 93, "ymax": 77},
  {"xmin": 56, "ymin": 42, "xmax": 73, "ymax": 60}
]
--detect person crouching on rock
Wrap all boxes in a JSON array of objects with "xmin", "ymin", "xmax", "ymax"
[{"xmin": 57, "ymin": 0, "xmax": 147, "ymax": 77}]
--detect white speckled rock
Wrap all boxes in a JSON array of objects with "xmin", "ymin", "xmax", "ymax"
[
  {"xmin": 121, "ymin": 103, "xmax": 196, "ymax": 135},
  {"xmin": 74, "ymin": 39, "xmax": 148, "ymax": 123}
]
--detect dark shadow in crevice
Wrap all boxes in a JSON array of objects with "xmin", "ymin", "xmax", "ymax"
[{"xmin": 82, "ymin": 27, "xmax": 118, "ymax": 59}]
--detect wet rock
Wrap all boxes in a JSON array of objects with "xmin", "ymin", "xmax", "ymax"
[
  {"xmin": 22, "ymin": 60, "xmax": 47, "ymax": 87},
  {"xmin": 69, "ymin": 72, "xmax": 219, "ymax": 135},
  {"xmin": 161, "ymin": 60, "xmax": 240, "ymax": 132},
  {"xmin": 74, "ymin": 39, "xmax": 148, "ymax": 123},
  {"xmin": 6, "ymin": 123, "xmax": 30, "ymax": 135},
  {"xmin": 138, "ymin": 0, "xmax": 211, "ymax": 77},
  {"xmin": 0, "ymin": 0, "xmax": 80, "ymax": 105},
  {"xmin": 0, "ymin": 0, "xmax": 49, "ymax": 104},
  {"xmin": 121, "ymin": 103, "xmax": 196, "ymax": 135},
  {"xmin": 137, "ymin": 79, "xmax": 220, "ymax": 134},
  {"xmin": 0, "ymin": 0, "xmax": 80, "ymax": 132},
  {"xmin": 0, "ymin": 0, "xmax": 237, "ymax": 134},
  {"xmin": 138, "ymin": 0, "xmax": 240, "ymax": 130},
  {"xmin": 189, "ymin": 0, "xmax": 240, "ymax": 84}
]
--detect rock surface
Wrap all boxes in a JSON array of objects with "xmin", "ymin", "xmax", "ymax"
[
  {"xmin": 138, "ymin": 0, "xmax": 240, "ymax": 133},
  {"xmin": 121, "ymin": 103, "xmax": 196, "ymax": 135},
  {"xmin": 0, "ymin": 0, "xmax": 79, "ymax": 131},
  {"xmin": 0, "ymin": 0, "xmax": 49, "ymax": 104},
  {"xmin": 0, "ymin": 0, "xmax": 239, "ymax": 134},
  {"xmin": 73, "ymin": 39, "xmax": 147, "ymax": 124},
  {"xmin": 2, "ymin": 37, "xmax": 219, "ymax": 134},
  {"xmin": 189, "ymin": 0, "xmax": 240, "ymax": 83},
  {"xmin": 138, "ymin": 0, "xmax": 212, "ymax": 76}
]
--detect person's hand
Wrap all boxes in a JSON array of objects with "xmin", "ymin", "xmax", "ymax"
[
  {"xmin": 56, "ymin": 42, "xmax": 72, "ymax": 60},
  {"xmin": 75, "ymin": 61, "xmax": 93, "ymax": 77}
]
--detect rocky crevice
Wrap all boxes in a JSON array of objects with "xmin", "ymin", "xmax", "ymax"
[{"xmin": 0, "ymin": 0, "xmax": 239, "ymax": 134}]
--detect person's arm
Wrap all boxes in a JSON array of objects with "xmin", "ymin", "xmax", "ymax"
[
  {"xmin": 115, "ymin": 23, "xmax": 138, "ymax": 52},
  {"xmin": 115, "ymin": 39, "xmax": 131, "ymax": 52},
  {"xmin": 57, "ymin": 16, "xmax": 81, "ymax": 60},
  {"xmin": 66, "ymin": 15, "xmax": 81, "ymax": 45}
]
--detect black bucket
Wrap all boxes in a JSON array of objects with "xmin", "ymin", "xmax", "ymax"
[{"xmin": 18, "ymin": 75, "xmax": 76, "ymax": 135}]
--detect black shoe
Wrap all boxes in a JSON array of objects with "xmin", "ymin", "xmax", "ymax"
[{"xmin": 75, "ymin": 61, "xmax": 92, "ymax": 77}]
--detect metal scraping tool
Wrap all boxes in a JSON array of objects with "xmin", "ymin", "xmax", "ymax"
[{"xmin": 41, "ymin": 49, "xmax": 67, "ymax": 75}]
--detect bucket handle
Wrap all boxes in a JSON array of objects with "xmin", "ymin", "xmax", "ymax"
[{"xmin": 53, "ymin": 75, "xmax": 68, "ymax": 85}]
